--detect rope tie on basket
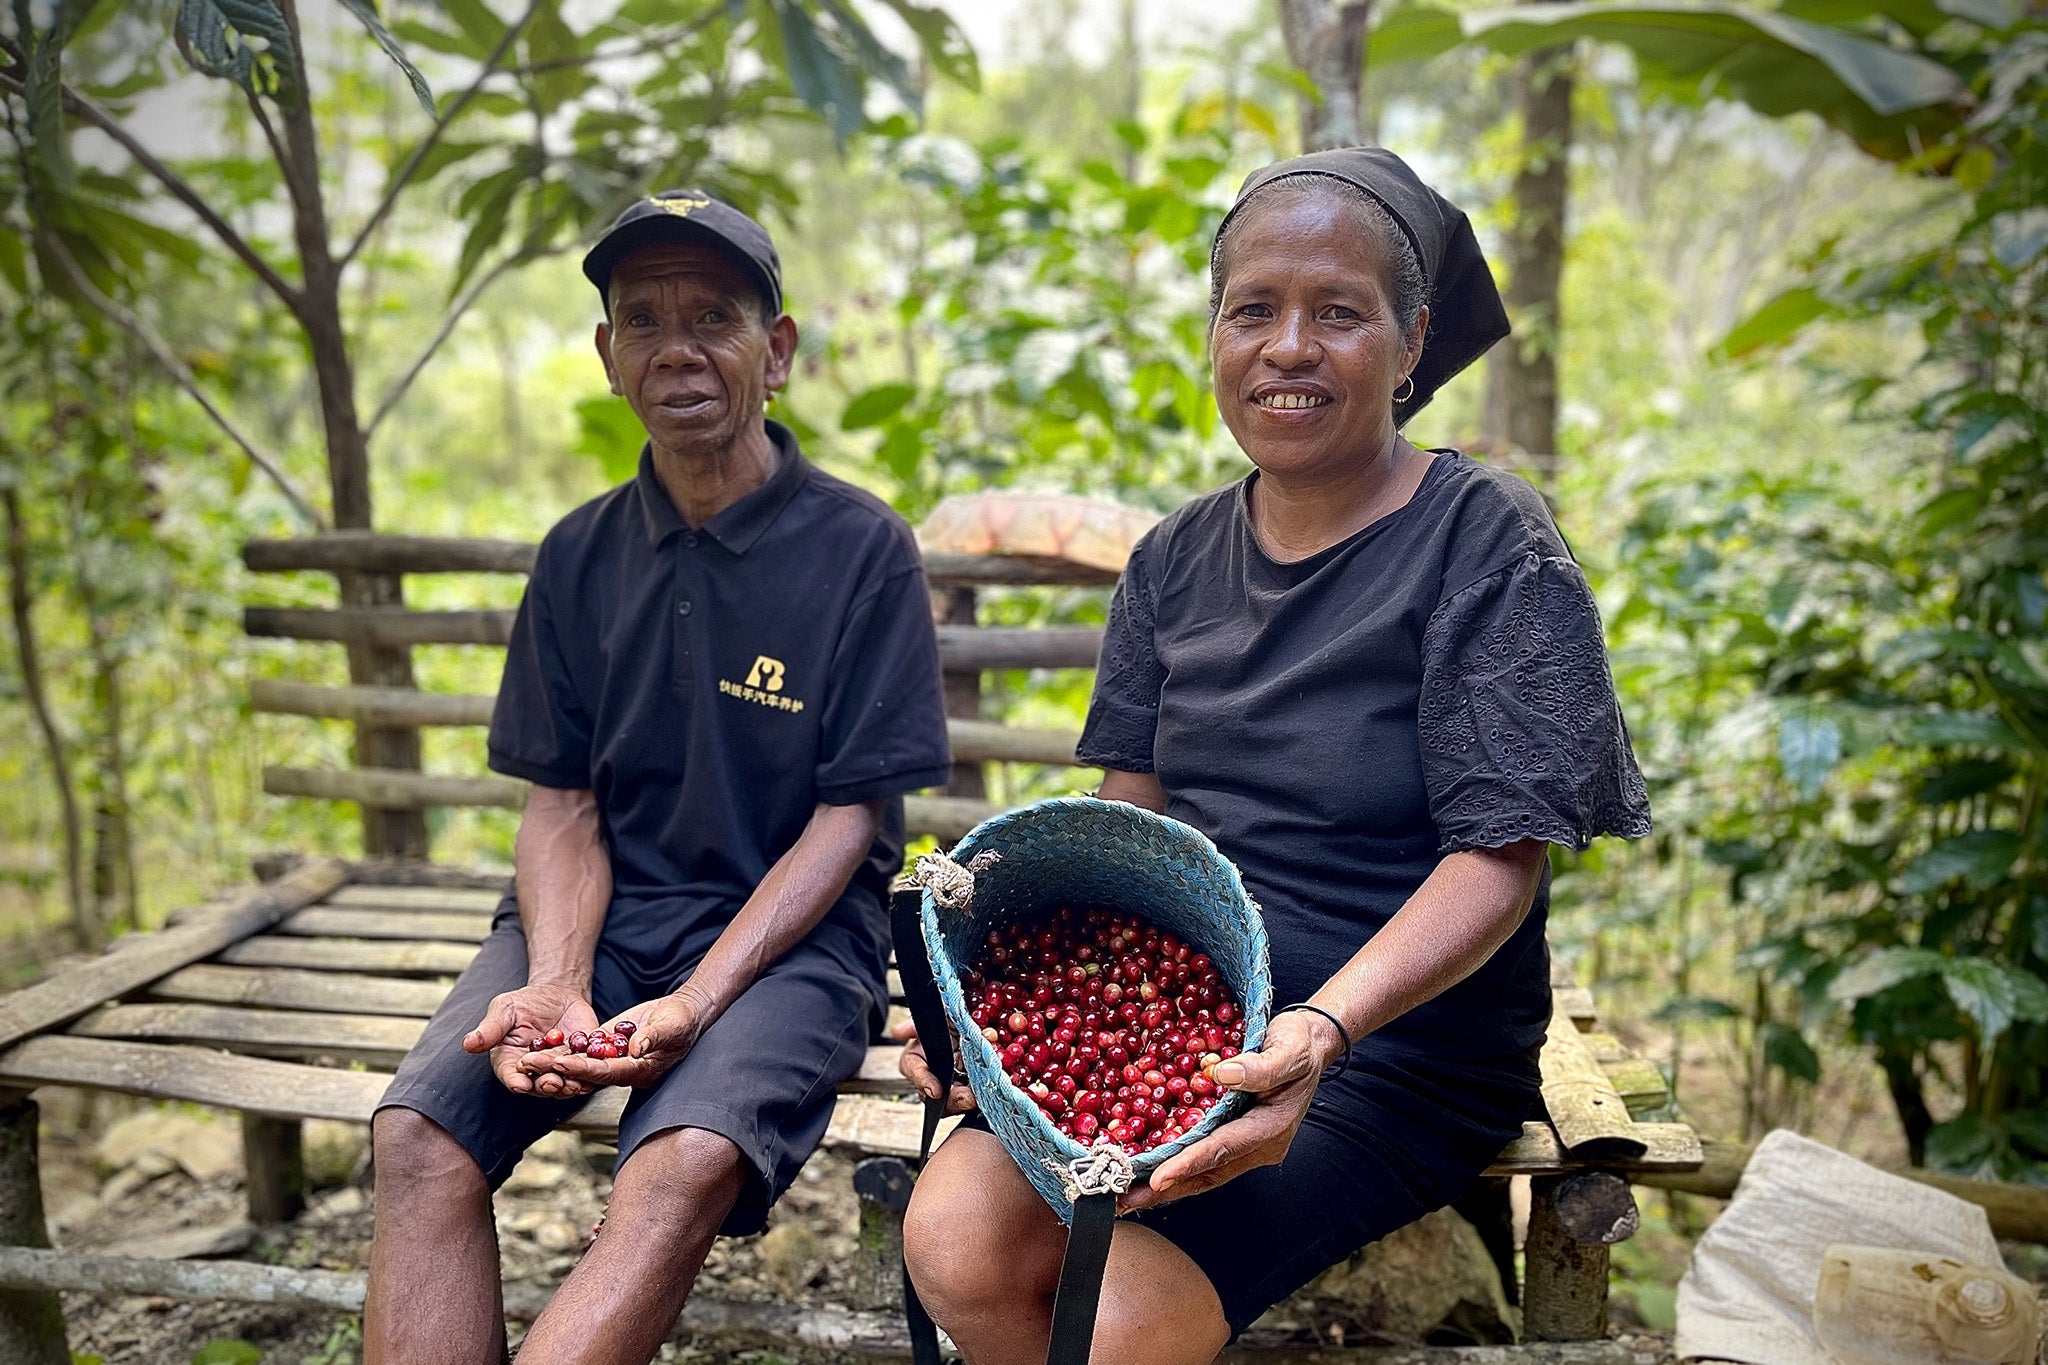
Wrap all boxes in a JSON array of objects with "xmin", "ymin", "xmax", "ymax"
[
  {"xmin": 909, "ymin": 849, "xmax": 1001, "ymax": 912},
  {"xmin": 1046, "ymin": 1140, "xmax": 1136, "ymax": 1205}
]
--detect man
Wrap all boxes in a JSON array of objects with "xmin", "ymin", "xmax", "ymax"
[{"xmin": 364, "ymin": 191, "xmax": 951, "ymax": 1365}]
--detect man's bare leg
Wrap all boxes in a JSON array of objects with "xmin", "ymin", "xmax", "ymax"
[
  {"xmin": 514, "ymin": 1126, "xmax": 747, "ymax": 1365},
  {"xmin": 364, "ymin": 1107, "xmax": 508, "ymax": 1365}
]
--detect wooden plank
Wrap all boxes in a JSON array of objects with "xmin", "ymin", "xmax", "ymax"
[
  {"xmin": 324, "ymin": 885, "xmax": 506, "ymax": 912},
  {"xmin": 1553, "ymin": 987, "xmax": 1597, "ymax": 1026},
  {"xmin": 264, "ymin": 766, "xmax": 527, "ymax": 811},
  {"xmin": 251, "ymin": 679, "xmax": 495, "ymax": 728},
  {"xmin": 904, "ymin": 795, "xmax": 1000, "ymax": 843},
  {"xmin": 278, "ymin": 907, "xmax": 493, "ymax": 943},
  {"xmin": 0, "ymin": 1036, "xmax": 391, "ymax": 1124},
  {"xmin": 243, "ymin": 533, "xmax": 537, "ymax": 576},
  {"xmin": 0, "ymin": 860, "xmax": 348, "ymax": 1052},
  {"xmin": 1484, "ymin": 1121, "xmax": 1701, "ymax": 1177},
  {"xmin": 252, "ymin": 855, "xmax": 511, "ymax": 892},
  {"xmin": 939, "ymin": 625, "xmax": 1100, "ymax": 671},
  {"xmin": 921, "ymin": 552, "xmax": 1118, "ymax": 588},
  {"xmin": 72, "ymin": 1004, "xmax": 426, "ymax": 1065},
  {"xmin": 245, "ymin": 606, "xmax": 515, "ymax": 647},
  {"xmin": 147, "ymin": 965, "xmax": 450, "ymax": 1018},
  {"xmin": 946, "ymin": 719, "xmax": 1084, "ymax": 767},
  {"xmin": 1538, "ymin": 1012, "xmax": 1646, "ymax": 1159},
  {"xmin": 214, "ymin": 937, "xmax": 479, "ymax": 975}
]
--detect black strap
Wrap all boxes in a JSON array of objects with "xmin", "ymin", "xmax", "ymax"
[
  {"xmin": 891, "ymin": 885, "xmax": 951, "ymax": 1365},
  {"xmin": 1045, "ymin": 1192, "xmax": 1117, "ymax": 1365}
]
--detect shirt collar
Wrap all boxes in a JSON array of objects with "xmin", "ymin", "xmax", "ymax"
[{"xmin": 633, "ymin": 420, "xmax": 810, "ymax": 554}]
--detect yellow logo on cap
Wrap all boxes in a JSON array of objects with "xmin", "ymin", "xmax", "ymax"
[{"xmin": 650, "ymin": 195, "xmax": 712, "ymax": 217}]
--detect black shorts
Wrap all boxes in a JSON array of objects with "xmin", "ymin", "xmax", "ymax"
[
  {"xmin": 376, "ymin": 906, "xmax": 878, "ymax": 1236},
  {"xmin": 964, "ymin": 1042, "xmax": 1539, "ymax": 1337}
]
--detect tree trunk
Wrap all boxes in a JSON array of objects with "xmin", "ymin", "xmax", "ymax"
[
  {"xmin": 1484, "ymin": 27, "xmax": 1574, "ymax": 493},
  {"xmin": 1879, "ymin": 1045, "xmax": 1934, "ymax": 1167},
  {"xmin": 2, "ymin": 486, "xmax": 92, "ymax": 949},
  {"xmin": 275, "ymin": 0, "xmax": 428, "ymax": 859},
  {"xmin": 1278, "ymin": 0, "xmax": 1374, "ymax": 152}
]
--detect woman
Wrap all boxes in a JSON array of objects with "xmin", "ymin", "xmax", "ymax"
[{"xmin": 896, "ymin": 147, "xmax": 1652, "ymax": 1364}]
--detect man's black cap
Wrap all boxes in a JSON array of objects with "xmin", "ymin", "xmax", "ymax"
[{"xmin": 581, "ymin": 190, "xmax": 784, "ymax": 316}]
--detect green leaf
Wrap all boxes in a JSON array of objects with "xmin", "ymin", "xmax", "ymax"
[
  {"xmin": 1778, "ymin": 705, "xmax": 1843, "ymax": 798},
  {"xmin": 440, "ymin": 0, "xmax": 509, "ymax": 53},
  {"xmin": 840, "ymin": 383, "xmax": 916, "ymax": 431},
  {"xmin": 174, "ymin": 0, "xmax": 301, "ymax": 106},
  {"xmin": 1759, "ymin": 1022, "xmax": 1820, "ymax": 1083},
  {"xmin": 878, "ymin": 0, "xmax": 979, "ymax": 90},
  {"xmin": 1713, "ymin": 286, "xmax": 1833, "ymax": 361},
  {"xmin": 1829, "ymin": 946, "xmax": 1948, "ymax": 1004},
  {"xmin": 191, "ymin": 1342, "xmax": 262, "ymax": 1365},
  {"xmin": 524, "ymin": 0, "xmax": 588, "ymax": 115},
  {"xmin": 335, "ymin": 0, "xmax": 434, "ymax": 114},
  {"xmin": 1900, "ymin": 710, "xmax": 2029, "ymax": 752},
  {"xmin": 1925, "ymin": 1112, "xmax": 2002, "ymax": 1173},
  {"xmin": 1367, "ymin": 4, "xmax": 1466, "ymax": 67},
  {"xmin": 450, "ymin": 165, "xmax": 521, "ymax": 297},
  {"xmin": 1897, "ymin": 830, "xmax": 2022, "ymax": 894},
  {"xmin": 2006, "ymin": 1108, "xmax": 2048, "ymax": 1159},
  {"xmin": 1990, "ymin": 208, "xmax": 2048, "ymax": 271},
  {"xmin": 1913, "ymin": 758, "xmax": 2014, "ymax": 805},
  {"xmin": 1652, "ymin": 995, "xmax": 1741, "ymax": 1022},
  {"xmin": 770, "ymin": 0, "xmax": 869, "ymax": 144},
  {"xmin": 1937, "ymin": 958, "xmax": 2048, "ymax": 1046},
  {"xmin": 573, "ymin": 394, "xmax": 645, "ymax": 485},
  {"xmin": 1395, "ymin": 2, "xmax": 1966, "ymax": 161},
  {"xmin": 1917, "ymin": 485, "xmax": 1983, "ymax": 535}
]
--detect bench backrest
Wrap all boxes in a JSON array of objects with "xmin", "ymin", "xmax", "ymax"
[{"xmin": 241, "ymin": 505, "xmax": 1133, "ymax": 860}]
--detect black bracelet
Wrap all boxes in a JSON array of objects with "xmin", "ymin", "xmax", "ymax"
[{"xmin": 1275, "ymin": 1002, "xmax": 1353, "ymax": 1079}]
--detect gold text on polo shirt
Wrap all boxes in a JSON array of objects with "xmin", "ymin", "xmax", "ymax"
[{"xmin": 720, "ymin": 655, "xmax": 805, "ymax": 712}]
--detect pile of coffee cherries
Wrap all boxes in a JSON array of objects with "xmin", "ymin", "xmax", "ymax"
[
  {"xmin": 963, "ymin": 907, "xmax": 1246, "ymax": 1152},
  {"xmin": 527, "ymin": 1020, "xmax": 635, "ymax": 1060}
]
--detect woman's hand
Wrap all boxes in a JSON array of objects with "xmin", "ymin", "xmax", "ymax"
[
  {"xmin": 519, "ymin": 990, "xmax": 711, "ymax": 1092},
  {"xmin": 1119, "ymin": 1009, "xmax": 1340, "ymax": 1211},
  {"xmin": 891, "ymin": 1016, "xmax": 977, "ymax": 1114}
]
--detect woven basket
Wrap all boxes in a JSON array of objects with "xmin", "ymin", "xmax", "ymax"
[{"xmin": 918, "ymin": 795, "xmax": 1272, "ymax": 1220}]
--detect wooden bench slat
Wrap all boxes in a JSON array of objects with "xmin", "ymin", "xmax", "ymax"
[
  {"xmin": 214, "ymin": 937, "xmax": 479, "ymax": 975},
  {"xmin": 324, "ymin": 885, "xmax": 507, "ymax": 912},
  {"xmin": 0, "ymin": 860, "xmax": 348, "ymax": 1051},
  {"xmin": 280, "ymin": 907, "xmax": 495, "ymax": 942},
  {"xmin": 1554, "ymin": 986, "xmax": 1598, "ymax": 1025},
  {"xmin": 73, "ymin": 1003, "xmax": 426, "ymax": 1064},
  {"xmin": 1485, "ymin": 1120, "xmax": 1701, "ymax": 1176},
  {"xmin": 1539, "ymin": 1012, "xmax": 1645, "ymax": 1158},
  {"xmin": 148, "ymin": 964, "xmax": 451, "ymax": 1017}
]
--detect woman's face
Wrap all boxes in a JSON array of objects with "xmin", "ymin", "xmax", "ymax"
[{"xmin": 1210, "ymin": 193, "xmax": 1427, "ymax": 482}]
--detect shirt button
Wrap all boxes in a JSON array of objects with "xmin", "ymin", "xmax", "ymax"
[
  {"xmin": 677, "ymin": 599, "xmax": 693, "ymax": 617},
  {"xmin": 684, "ymin": 533, "xmax": 699, "ymax": 548}
]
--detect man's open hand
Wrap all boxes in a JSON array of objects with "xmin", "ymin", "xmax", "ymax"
[
  {"xmin": 464, "ymin": 984, "xmax": 601, "ymax": 1098},
  {"xmin": 520, "ymin": 991, "xmax": 710, "ymax": 1090}
]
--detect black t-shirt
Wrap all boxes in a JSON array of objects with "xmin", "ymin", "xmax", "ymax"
[
  {"xmin": 488, "ymin": 422, "xmax": 951, "ymax": 1002},
  {"xmin": 1078, "ymin": 453, "xmax": 1651, "ymax": 1058}
]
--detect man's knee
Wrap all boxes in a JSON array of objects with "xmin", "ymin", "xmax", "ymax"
[
  {"xmin": 904, "ymin": 1180, "xmax": 1026, "ymax": 1319},
  {"xmin": 372, "ymin": 1107, "xmax": 486, "ymax": 1193},
  {"xmin": 609, "ymin": 1126, "xmax": 748, "ymax": 1235}
]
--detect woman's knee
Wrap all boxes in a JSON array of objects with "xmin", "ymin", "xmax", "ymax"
[
  {"xmin": 1092, "ymin": 1224, "xmax": 1231, "ymax": 1365},
  {"xmin": 902, "ymin": 1137, "xmax": 1062, "ymax": 1317}
]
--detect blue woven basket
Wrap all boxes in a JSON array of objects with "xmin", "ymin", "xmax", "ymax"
[{"xmin": 919, "ymin": 796, "xmax": 1272, "ymax": 1221}]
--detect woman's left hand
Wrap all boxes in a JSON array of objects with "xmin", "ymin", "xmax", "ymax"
[{"xmin": 1119, "ymin": 1009, "xmax": 1340, "ymax": 1211}]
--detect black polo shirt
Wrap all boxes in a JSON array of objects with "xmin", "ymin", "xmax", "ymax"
[{"xmin": 487, "ymin": 421, "xmax": 951, "ymax": 998}]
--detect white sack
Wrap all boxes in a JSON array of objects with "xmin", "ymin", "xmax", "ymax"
[{"xmin": 1674, "ymin": 1127, "xmax": 2003, "ymax": 1364}]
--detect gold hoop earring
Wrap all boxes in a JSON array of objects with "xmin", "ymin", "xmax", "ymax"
[{"xmin": 1393, "ymin": 375, "xmax": 1415, "ymax": 404}]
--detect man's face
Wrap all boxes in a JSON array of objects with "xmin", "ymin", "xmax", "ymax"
[{"xmin": 595, "ymin": 239, "xmax": 797, "ymax": 461}]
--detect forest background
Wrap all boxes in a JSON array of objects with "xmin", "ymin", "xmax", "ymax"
[{"xmin": 1, "ymin": 0, "xmax": 2044, "ymax": 1299}]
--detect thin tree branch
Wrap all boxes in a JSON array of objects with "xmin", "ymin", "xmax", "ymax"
[
  {"xmin": 243, "ymin": 86, "xmax": 292, "ymax": 182},
  {"xmin": 0, "ymin": 61, "xmax": 305, "ymax": 314},
  {"xmin": 36, "ymin": 230, "xmax": 328, "ymax": 528},
  {"xmin": 365, "ymin": 242, "xmax": 570, "ymax": 441},
  {"xmin": 339, "ymin": 0, "xmax": 543, "ymax": 272}
]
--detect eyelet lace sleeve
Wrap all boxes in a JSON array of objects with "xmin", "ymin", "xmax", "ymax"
[
  {"xmin": 1077, "ymin": 538, "xmax": 1164, "ymax": 773},
  {"xmin": 1420, "ymin": 551, "xmax": 1652, "ymax": 853}
]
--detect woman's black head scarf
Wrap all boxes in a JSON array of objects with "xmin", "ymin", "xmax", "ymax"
[{"xmin": 1217, "ymin": 147, "xmax": 1509, "ymax": 427}]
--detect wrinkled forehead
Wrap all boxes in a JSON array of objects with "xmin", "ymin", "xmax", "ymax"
[
  {"xmin": 1221, "ymin": 192, "xmax": 1397, "ymax": 289},
  {"xmin": 606, "ymin": 239, "xmax": 757, "ymax": 308}
]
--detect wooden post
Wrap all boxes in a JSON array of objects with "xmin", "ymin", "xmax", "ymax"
[
  {"xmin": 0, "ymin": 1093, "xmax": 69, "ymax": 1365},
  {"xmin": 939, "ymin": 587, "xmax": 986, "ymax": 802},
  {"xmin": 1523, "ymin": 1173, "xmax": 1625, "ymax": 1341},
  {"xmin": 243, "ymin": 1114, "xmax": 305, "ymax": 1223},
  {"xmin": 848, "ymin": 1156, "xmax": 914, "ymax": 1312}
]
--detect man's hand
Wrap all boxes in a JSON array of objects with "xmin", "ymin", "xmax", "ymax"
[
  {"xmin": 890, "ymin": 1016, "xmax": 977, "ymax": 1114},
  {"xmin": 464, "ymin": 984, "xmax": 601, "ymax": 1098},
  {"xmin": 1118, "ymin": 1009, "xmax": 1336, "ymax": 1211},
  {"xmin": 521, "ymin": 990, "xmax": 711, "ymax": 1090}
]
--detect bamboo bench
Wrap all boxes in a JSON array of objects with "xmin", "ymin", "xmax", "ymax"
[{"xmin": 0, "ymin": 515, "xmax": 1701, "ymax": 1355}]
